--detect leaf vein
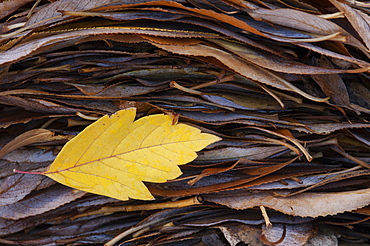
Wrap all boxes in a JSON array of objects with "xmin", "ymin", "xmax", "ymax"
[{"xmin": 49, "ymin": 139, "xmax": 200, "ymax": 174}]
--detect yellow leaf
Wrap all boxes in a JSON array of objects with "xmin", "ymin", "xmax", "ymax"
[{"xmin": 43, "ymin": 108, "xmax": 221, "ymax": 200}]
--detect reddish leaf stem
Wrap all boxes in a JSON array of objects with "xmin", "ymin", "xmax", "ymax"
[{"xmin": 13, "ymin": 169, "xmax": 43, "ymax": 175}]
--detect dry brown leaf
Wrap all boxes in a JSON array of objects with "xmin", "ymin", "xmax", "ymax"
[
  {"xmin": 297, "ymin": 42, "xmax": 370, "ymax": 67},
  {"xmin": 247, "ymin": 7, "xmax": 366, "ymax": 49},
  {"xmin": 25, "ymin": 0, "xmax": 124, "ymax": 30},
  {"xmin": 0, "ymin": 0, "xmax": 35, "ymax": 20},
  {"xmin": 204, "ymin": 188, "xmax": 370, "ymax": 217},
  {"xmin": 248, "ymin": 8, "xmax": 341, "ymax": 36},
  {"xmin": 188, "ymin": 161, "xmax": 239, "ymax": 185},
  {"xmin": 0, "ymin": 185, "xmax": 85, "ymax": 220},
  {"xmin": 0, "ymin": 28, "xmax": 217, "ymax": 66},
  {"xmin": 71, "ymin": 83, "xmax": 161, "ymax": 97},
  {"xmin": 151, "ymin": 42, "xmax": 328, "ymax": 102},
  {"xmin": 0, "ymin": 174, "xmax": 46, "ymax": 206},
  {"xmin": 196, "ymin": 146, "xmax": 287, "ymax": 162},
  {"xmin": 95, "ymin": 1, "xmax": 267, "ymax": 37},
  {"xmin": 329, "ymin": 0, "xmax": 370, "ymax": 50},
  {"xmin": 311, "ymin": 56, "xmax": 351, "ymax": 107},
  {"xmin": 0, "ymin": 129, "xmax": 53, "ymax": 159},
  {"xmin": 307, "ymin": 122, "xmax": 370, "ymax": 134},
  {"xmin": 210, "ymin": 39, "xmax": 368, "ymax": 74},
  {"xmin": 148, "ymin": 158, "xmax": 298, "ymax": 197}
]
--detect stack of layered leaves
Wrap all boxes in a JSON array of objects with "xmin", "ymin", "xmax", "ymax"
[{"xmin": 1, "ymin": 0, "xmax": 370, "ymax": 245}]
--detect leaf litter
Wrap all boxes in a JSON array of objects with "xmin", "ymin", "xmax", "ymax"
[{"xmin": 1, "ymin": 0, "xmax": 370, "ymax": 245}]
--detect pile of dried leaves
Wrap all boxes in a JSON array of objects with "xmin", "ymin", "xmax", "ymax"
[{"xmin": 1, "ymin": 0, "xmax": 370, "ymax": 245}]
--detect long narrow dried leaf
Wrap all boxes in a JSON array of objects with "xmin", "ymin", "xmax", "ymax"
[
  {"xmin": 0, "ymin": 185, "xmax": 85, "ymax": 220},
  {"xmin": 0, "ymin": 129, "xmax": 53, "ymax": 159},
  {"xmin": 25, "ymin": 0, "xmax": 124, "ymax": 29},
  {"xmin": 247, "ymin": 7, "xmax": 366, "ymax": 49},
  {"xmin": 95, "ymin": 1, "xmax": 267, "ymax": 37},
  {"xmin": 0, "ymin": 29, "xmax": 216, "ymax": 66},
  {"xmin": 329, "ymin": 0, "xmax": 370, "ymax": 50},
  {"xmin": 0, "ymin": 0, "xmax": 35, "ymax": 20},
  {"xmin": 151, "ymin": 42, "xmax": 328, "ymax": 102},
  {"xmin": 196, "ymin": 146, "xmax": 287, "ymax": 162},
  {"xmin": 248, "ymin": 8, "xmax": 342, "ymax": 36},
  {"xmin": 205, "ymin": 188, "xmax": 370, "ymax": 217},
  {"xmin": 0, "ymin": 174, "xmax": 46, "ymax": 206},
  {"xmin": 210, "ymin": 39, "xmax": 368, "ymax": 74}
]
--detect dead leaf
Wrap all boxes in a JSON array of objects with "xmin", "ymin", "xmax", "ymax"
[
  {"xmin": 247, "ymin": 7, "xmax": 366, "ymax": 49},
  {"xmin": 71, "ymin": 83, "xmax": 162, "ymax": 97},
  {"xmin": 25, "ymin": 0, "xmax": 125, "ymax": 30},
  {"xmin": 0, "ymin": 0, "xmax": 35, "ymax": 20},
  {"xmin": 210, "ymin": 39, "xmax": 367, "ymax": 74},
  {"xmin": 0, "ymin": 184, "xmax": 86, "ymax": 220},
  {"xmin": 0, "ymin": 129, "xmax": 53, "ymax": 159},
  {"xmin": 0, "ymin": 174, "xmax": 46, "ymax": 206},
  {"xmin": 0, "ymin": 27, "xmax": 218, "ymax": 66},
  {"xmin": 196, "ymin": 146, "xmax": 287, "ymax": 162},
  {"xmin": 204, "ymin": 188, "xmax": 370, "ymax": 217},
  {"xmin": 148, "ymin": 158, "xmax": 298, "ymax": 197},
  {"xmin": 188, "ymin": 161, "xmax": 239, "ymax": 185},
  {"xmin": 329, "ymin": 0, "xmax": 370, "ymax": 50},
  {"xmin": 151, "ymin": 42, "xmax": 329, "ymax": 102},
  {"xmin": 307, "ymin": 122, "xmax": 370, "ymax": 134},
  {"xmin": 311, "ymin": 56, "xmax": 351, "ymax": 107}
]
